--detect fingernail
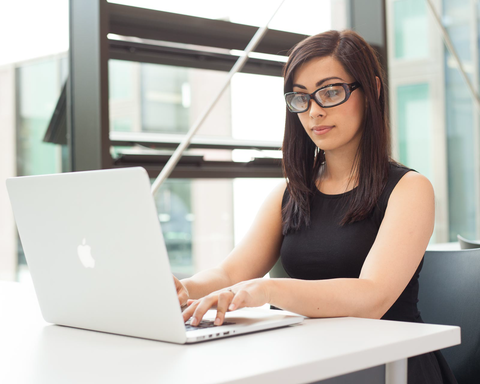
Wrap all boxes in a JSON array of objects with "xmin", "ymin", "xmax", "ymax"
[
  {"xmin": 191, "ymin": 317, "xmax": 197, "ymax": 326},
  {"xmin": 214, "ymin": 317, "xmax": 221, "ymax": 325},
  {"xmin": 229, "ymin": 304, "xmax": 235, "ymax": 310}
]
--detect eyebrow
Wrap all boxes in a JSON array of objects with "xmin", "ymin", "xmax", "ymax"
[{"xmin": 292, "ymin": 76, "xmax": 345, "ymax": 90}]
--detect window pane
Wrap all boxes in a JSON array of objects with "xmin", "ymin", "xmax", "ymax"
[
  {"xmin": 397, "ymin": 83, "xmax": 431, "ymax": 180},
  {"xmin": 444, "ymin": 0, "xmax": 477, "ymax": 241},
  {"xmin": 147, "ymin": 177, "xmax": 285, "ymax": 276},
  {"xmin": 17, "ymin": 59, "xmax": 63, "ymax": 176},
  {"xmin": 141, "ymin": 63, "xmax": 191, "ymax": 133},
  {"xmin": 110, "ymin": 59, "xmax": 136, "ymax": 101},
  {"xmin": 152, "ymin": 179, "xmax": 233, "ymax": 276},
  {"xmin": 16, "ymin": 57, "xmax": 66, "ymax": 274},
  {"xmin": 153, "ymin": 179, "xmax": 194, "ymax": 275},
  {"xmin": 393, "ymin": 0, "xmax": 428, "ymax": 60},
  {"xmin": 109, "ymin": 60, "xmax": 286, "ymax": 145},
  {"xmin": 396, "ymin": 83, "xmax": 446, "ymax": 243}
]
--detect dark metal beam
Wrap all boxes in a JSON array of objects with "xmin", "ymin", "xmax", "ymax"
[
  {"xmin": 108, "ymin": 3, "xmax": 307, "ymax": 56},
  {"xmin": 68, "ymin": 0, "xmax": 112, "ymax": 171},
  {"xmin": 110, "ymin": 131, "xmax": 282, "ymax": 151},
  {"xmin": 109, "ymin": 40, "xmax": 285, "ymax": 77},
  {"xmin": 113, "ymin": 154, "xmax": 283, "ymax": 179}
]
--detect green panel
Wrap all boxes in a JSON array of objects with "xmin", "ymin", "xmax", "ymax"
[
  {"xmin": 394, "ymin": 0, "xmax": 428, "ymax": 59},
  {"xmin": 397, "ymin": 83, "xmax": 431, "ymax": 180},
  {"xmin": 109, "ymin": 59, "xmax": 135, "ymax": 100},
  {"xmin": 17, "ymin": 59, "xmax": 62, "ymax": 176},
  {"xmin": 444, "ymin": 0, "xmax": 477, "ymax": 240},
  {"xmin": 16, "ymin": 58, "xmax": 65, "ymax": 267}
]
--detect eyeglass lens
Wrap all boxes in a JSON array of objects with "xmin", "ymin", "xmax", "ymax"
[{"xmin": 287, "ymin": 85, "xmax": 347, "ymax": 112}]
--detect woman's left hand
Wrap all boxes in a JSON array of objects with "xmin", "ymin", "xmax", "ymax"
[{"xmin": 182, "ymin": 278, "xmax": 271, "ymax": 326}]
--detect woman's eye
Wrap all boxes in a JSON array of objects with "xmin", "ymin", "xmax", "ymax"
[
  {"xmin": 294, "ymin": 94, "xmax": 309, "ymax": 105},
  {"xmin": 325, "ymin": 90, "xmax": 339, "ymax": 98}
]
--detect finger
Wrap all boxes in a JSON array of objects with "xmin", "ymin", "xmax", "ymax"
[
  {"xmin": 191, "ymin": 295, "xmax": 218, "ymax": 326},
  {"xmin": 214, "ymin": 291, "xmax": 234, "ymax": 325},
  {"xmin": 229, "ymin": 290, "xmax": 247, "ymax": 311},
  {"xmin": 178, "ymin": 291, "xmax": 189, "ymax": 307},
  {"xmin": 182, "ymin": 300, "xmax": 199, "ymax": 323},
  {"xmin": 173, "ymin": 276, "xmax": 189, "ymax": 307}
]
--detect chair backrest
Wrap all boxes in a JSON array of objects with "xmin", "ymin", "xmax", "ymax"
[
  {"xmin": 418, "ymin": 249, "xmax": 480, "ymax": 384},
  {"xmin": 269, "ymin": 258, "xmax": 289, "ymax": 278},
  {"xmin": 457, "ymin": 234, "xmax": 480, "ymax": 250}
]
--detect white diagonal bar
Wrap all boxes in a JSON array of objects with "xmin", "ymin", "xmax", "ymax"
[
  {"xmin": 151, "ymin": 0, "xmax": 286, "ymax": 196},
  {"xmin": 426, "ymin": 0, "xmax": 480, "ymax": 111}
]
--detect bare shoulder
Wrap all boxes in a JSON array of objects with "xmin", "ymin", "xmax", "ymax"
[
  {"xmin": 393, "ymin": 171, "xmax": 434, "ymax": 197},
  {"xmin": 259, "ymin": 180, "xmax": 288, "ymax": 213},
  {"xmin": 389, "ymin": 171, "xmax": 434, "ymax": 210},
  {"xmin": 270, "ymin": 180, "xmax": 288, "ymax": 199}
]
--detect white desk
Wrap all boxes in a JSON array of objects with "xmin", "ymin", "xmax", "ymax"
[{"xmin": 0, "ymin": 282, "xmax": 460, "ymax": 384}]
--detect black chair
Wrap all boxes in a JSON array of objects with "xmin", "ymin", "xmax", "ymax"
[
  {"xmin": 269, "ymin": 258, "xmax": 289, "ymax": 278},
  {"xmin": 457, "ymin": 234, "xmax": 480, "ymax": 250},
  {"xmin": 418, "ymin": 248, "xmax": 480, "ymax": 384}
]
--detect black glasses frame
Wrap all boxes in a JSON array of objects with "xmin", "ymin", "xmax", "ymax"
[{"xmin": 284, "ymin": 82, "xmax": 361, "ymax": 113}]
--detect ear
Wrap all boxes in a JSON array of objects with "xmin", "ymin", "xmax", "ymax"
[{"xmin": 375, "ymin": 76, "xmax": 381, "ymax": 99}]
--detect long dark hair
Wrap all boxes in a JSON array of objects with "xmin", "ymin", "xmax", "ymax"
[{"xmin": 282, "ymin": 30, "xmax": 390, "ymax": 234}]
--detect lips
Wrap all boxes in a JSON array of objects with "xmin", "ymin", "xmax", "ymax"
[{"xmin": 312, "ymin": 125, "xmax": 334, "ymax": 135}]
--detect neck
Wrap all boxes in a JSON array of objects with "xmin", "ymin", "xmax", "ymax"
[{"xmin": 322, "ymin": 147, "xmax": 359, "ymax": 184}]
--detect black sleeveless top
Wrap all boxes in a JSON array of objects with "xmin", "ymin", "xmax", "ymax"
[{"xmin": 279, "ymin": 162, "xmax": 457, "ymax": 384}]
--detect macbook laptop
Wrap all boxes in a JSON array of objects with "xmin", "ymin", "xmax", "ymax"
[{"xmin": 6, "ymin": 167, "xmax": 303, "ymax": 344}]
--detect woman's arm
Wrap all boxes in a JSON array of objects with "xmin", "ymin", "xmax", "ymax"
[
  {"xmin": 263, "ymin": 172, "xmax": 434, "ymax": 318},
  {"xmin": 179, "ymin": 181, "xmax": 287, "ymax": 300},
  {"xmin": 184, "ymin": 171, "xmax": 434, "ymax": 324}
]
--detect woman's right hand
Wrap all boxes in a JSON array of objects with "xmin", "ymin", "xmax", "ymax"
[{"xmin": 173, "ymin": 275, "xmax": 189, "ymax": 309}]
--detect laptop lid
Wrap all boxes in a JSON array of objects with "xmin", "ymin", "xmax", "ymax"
[{"xmin": 7, "ymin": 167, "xmax": 188, "ymax": 343}]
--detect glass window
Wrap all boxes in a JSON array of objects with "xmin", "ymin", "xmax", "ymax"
[
  {"xmin": 153, "ymin": 179, "xmax": 193, "ymax": 275},
  {"xmin": 109, "ymin": 60, "xmax": 286, "ymax": 274},
  {"xmin": 110, "ymin": 59, "xmax": 136, "ymax": 101},
  {"xmin": 397, "ymin": 83, "xmax": 432, "ymax": 180},
  {"xmin": 16, "ymin": 57, "xmax": 66, "ymax": 276},
  {"xmin": 444, "ymin": 0, "xmax": 477, "ymax": 241},
  {"xmin": 17, "ymin": 59, "xmax": 63, "ymax": 176},
  {"xmin": 445, "ymin": 58, "xmax": 477, "ymax": 241},
  {"xmin": 395, "ymin": 82, "xmax": 452, "ymax": 243},
  {"xmin": 393, "ymin": 0, "xmax": 428, "ymax": 60},
  {"xmin": 141, "ymin": 64, "xmax": 191, "ymax": 133}
]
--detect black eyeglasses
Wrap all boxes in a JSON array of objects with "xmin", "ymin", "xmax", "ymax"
[{"xmin": 284, "ymin": 82, "xmax": 361, "ymax": 113}]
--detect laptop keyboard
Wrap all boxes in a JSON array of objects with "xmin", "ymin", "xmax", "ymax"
[{"xmin": 185, "ymin": 320, "xmax": 236, "ymax": 331}]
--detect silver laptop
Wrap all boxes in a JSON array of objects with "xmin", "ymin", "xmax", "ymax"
[{"xmin": 6, "ymin": 167, "xmax": 303, "ymax": 344}]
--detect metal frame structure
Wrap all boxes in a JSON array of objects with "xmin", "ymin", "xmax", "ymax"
[
  {"xmin": 67, "ymin": 0, "xmax": 308, "ymax": 177},
  {"xmin": 68, "ymin": 0, "xmax": 111, "ymax": 172},
  {"xmin": 67, "ymin": 0, "xmax": 388, "ymax": 178}
]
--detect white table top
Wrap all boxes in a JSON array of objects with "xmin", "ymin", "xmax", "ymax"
[{"xmin": 0, "ymin": 282, "xmax": 460, "ymax": 384}]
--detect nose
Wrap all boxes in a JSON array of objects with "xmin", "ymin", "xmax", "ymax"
[{"xmin": 309, "ymin": 99, "xmax": 326, "ymax": 118}]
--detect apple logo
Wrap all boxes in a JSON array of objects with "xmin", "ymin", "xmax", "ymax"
[{"xmin": 77, "ymin": 238, "xmax": 95, "ymax": 268}]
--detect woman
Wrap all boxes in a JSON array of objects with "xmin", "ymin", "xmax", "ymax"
[{"xmin": 175, "ymin": 30, "xmax": 457, "ymax": 383}]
